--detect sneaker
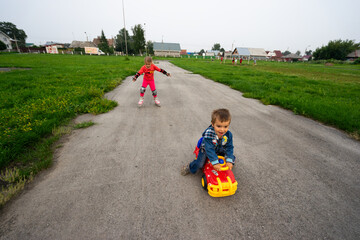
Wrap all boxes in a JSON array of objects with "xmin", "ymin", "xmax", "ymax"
[
  {"xmin": 138, "ymin": 97, "xmax": 144, "ymax": 107},
  {"xmin": 154, "ymin": 97, "xmax": 161, "ymax": 107},
  {"xmin": 181, "ymin": 165, "xmax": 190, "ymax": 176}
]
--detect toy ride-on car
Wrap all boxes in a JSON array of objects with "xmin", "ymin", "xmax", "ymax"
[{"xmin": 194, "ymin": 140, "xmax": 238, "ymax": 197}]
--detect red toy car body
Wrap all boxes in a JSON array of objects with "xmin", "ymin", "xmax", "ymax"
[{"xmin": 194, "ymin": 145, "xmax": 238, "ymax": 197}]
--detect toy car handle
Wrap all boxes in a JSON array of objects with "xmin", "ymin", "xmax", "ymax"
[{"xmin": 217, "ymin": 156, "xmax": 229, "ymax": 171}]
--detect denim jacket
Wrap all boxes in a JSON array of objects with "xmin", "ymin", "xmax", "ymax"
[{"xmin": 201, "ymin": 125, "xmax": 235, "ymax": 165}]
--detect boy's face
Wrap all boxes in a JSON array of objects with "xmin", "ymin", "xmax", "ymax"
[
  {"xmin": 212, "ymin": 119, "xmax": 230, "ymax": 138},
  {"xmin": 145, "ymin": 61, "xmax": 152, "ymax": 69}
]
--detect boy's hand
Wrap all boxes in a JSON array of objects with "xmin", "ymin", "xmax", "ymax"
[
  {"xmin": 166, "ymin": 73, "xmax": 171, "ymax": 77},
  {"xmin": 132, "ymin": 77, "xmax": 136, "ymax": 82},
  {"xmin": 226, "ymin": 162, "xmax": 233, "ymax": 170},
  {"xmin": 213, "ymin": 164, "xmax": 221, "ymax": 171}
]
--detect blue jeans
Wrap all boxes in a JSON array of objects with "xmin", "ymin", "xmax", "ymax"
[{"xmin": 189, "ymin": 147, "xmax": 207, "ymax": 174}]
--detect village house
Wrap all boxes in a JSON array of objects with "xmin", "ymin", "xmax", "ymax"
[
  {"xmin": 153, "ymin": 42, "xmax": 181, "ymax": 57},
  {"xmin": 92, "ymin": 37, "xmax": 115, "ymax": 48},
  {"xmin": 346, "ymin": 49, "xmax": 360, "ymax": 61},
  {"xmin": 267, "ymin": 50, "xmax": 283, "ymax": 61},
  {"xmin": 232, "ymin": 47, "xmax": 268, "ymax": 60},
  {"xmin": 69, "ymin": 41, "xmax": 97, "ymax": 48},
  {"xmin": 45, "ymin": 41, "xmax": 65, "ymax": 48},
  {"xmin": 282, "ymin": 53, "xmax": 302, "ymax": 62},
  {"xmin": 0, "ymin": 30, "xmax": 13, "ymax": 50}
]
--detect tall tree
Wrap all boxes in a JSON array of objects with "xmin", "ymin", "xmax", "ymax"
[
  {"xmin": 282, "ymin": 50, "xmax": 291, "ymax": 56},
  {"xmin": 98, "ymin": 30, "xmax": 110, "ymax": 54},
  {"xmin": 146, "ymin": 41, "xmax": 154, "ymax": 55},
  {"xmin": 0, "ymin": 22, "xmax": 27, "ymax": 48},
  {"xmin": 313, "ymin": 39, "xmax": 360, "ymax": 60},
  {"xmin": 212, "ymin": 43, "xmax": 221, "ymax": 51},
  {"xmin": 115, "ymin": 28, "xmax": 131, "ymax": 54},
  {"xmin": 305, "ymin": 50, "xmax": 312, "ymax": 55},
  {"xmin": 131, "ymin": 24, "xmax": 145, "ymax": 55}
]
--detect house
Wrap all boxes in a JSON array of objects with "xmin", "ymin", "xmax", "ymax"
[
  {"xmin": 266, "ymin": 50, "xmax": 283, "ymax": 61},
  {"xmin": 180, "ymin": 49, "xmax": 187, "ymax": 55},
  {"xmin": 93, "ymin": 37, "xmax": 115, "ymax": 48},
  {"xmin": 45, "ymin": 41, "xmax": 65, "ymax": 48},
  {"xmin": 0, "ymin": 30, "xmax": 13, "ymax": 50},
  {"xmin": 69, "ymin": 41, "xmax": 97, "ymax": 48},
  {"xmin": 232, "ymin": 47, "xmax": 250, "ymax": 59},
  {"xmin": 282, "ymin": 53, "xmax": 301, "ymax": 62},
  {"xmin": 248, "ymin": 48, "xmax": 268, "ymax": 60},
  {"xmin": 205, "ymin": 51, "xmax": 216, "ymax": 57},
  {"xmin": 346, "ymin": 49, "xmax": 360, "ymax": 61},
  {"xmin": 153, "ymin": 42, "xmax": 181, "ymax": 57},
  {"xmin": 301, "ymin": 55, "xmax": 312, "ymax": 61},
  {"xmin": 232, "ymin": 47, "xmax": 268, "ymax": 60}
]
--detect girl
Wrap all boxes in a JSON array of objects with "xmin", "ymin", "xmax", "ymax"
[{"xmin": 132, "ymin": 57, "xmax": 171, "ymax": 107}]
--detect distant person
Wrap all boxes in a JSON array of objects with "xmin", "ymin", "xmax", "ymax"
[
  {"xmin": 221, "ymin": 56, "xmax": 223, "ymax": 64},
  {"xmin": 232, "ymin": 57, "xmax": 235, "ymax": 65},
  {"xmin": 132, "ymin": 56, "xmax": 171, "ymax": 107},
  {"xmin": 254, "ymin": 59, "xmax": 257, "ymax": 65},
  {"xmin": 235, "ymin": 58, "xmax": 238, "ymax": 65},
  {"xmin": 181, "ymin": 108, "xmax": 235, "ymax": 175},
  {"xmin": 240, "ymin": 57, "xmax": 243, "ymax": 64}
]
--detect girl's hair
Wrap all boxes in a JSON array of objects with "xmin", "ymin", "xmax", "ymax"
[
  {"xmin": 211, "ymin": 109, "xmax": 231, "ymax": 124},
  {"xmin": 145, "ymin": 56, "xmax": 152, "ymax": 63}
]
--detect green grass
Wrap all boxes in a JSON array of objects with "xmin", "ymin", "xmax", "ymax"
[
  {"xmin": 0, "ymin": 54, "xmax": 144, "ymax": 206},
  {"xmin": 0, "ymin": 54, "xmax": 143, "ymax": 171},
  {"xmin": 170, "ymin": 58, "xmax": 360, "ymax": 139},
  {"xmin": 74, "ymin": 121, "xmax": 95, "ymax": 129}
]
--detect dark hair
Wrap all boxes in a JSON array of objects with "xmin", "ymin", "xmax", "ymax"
[{"xmin": 211, "ymin": 108, "xmax": 231, "ymax": 124}]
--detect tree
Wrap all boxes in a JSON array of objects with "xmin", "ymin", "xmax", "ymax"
[
  {"xmin": 295, "ymin": 50, "xmax": 301, "ymax": 56},
  {"xmin": 131, "ymin": 24, "xmax": 145, "ymax": 55},
  {"xmin": 313, "ymin": 39, "xmax": 360, "ymax": 60},
  {"xmin": 305, "ymin": 50, "xmax": 312, "ymax": 55},
  {"xmin": 0, "ymin": 41, "xmax": 6, "ymax": 50},
  {"xmin": 146, "ymin": 41, "xmax": 154, "ymax": 55},
  {"xmin": 212, "ymin": 43, "xmax": 221, "ymax": 51},
  {"xmin": 199, "ymin": 49, "xmax": 205, "ymax": 55},
  {"xmin": 115, "ymin": 28, "xmax": 131, "ymax": 54},
  {"xmin": 97, "ymin": 30, "xmax": 112, "ymax": 54},
  {"xmin": 0, "ymin": 22, "xmax": 27, "ymax": 48},
  {"xmin": 282, "ymin": 50, "xmax": 291, "ymax": 56}
]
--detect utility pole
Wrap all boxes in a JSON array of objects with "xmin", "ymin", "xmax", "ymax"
[
  {"xmin": 13, "ymin": 34, "xmax": 20, "ymax": 53},
  {"xmin": 122, "ymin": 0, "xmax": 128, "ymax": 55}
]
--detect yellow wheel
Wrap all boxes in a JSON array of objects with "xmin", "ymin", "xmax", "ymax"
[{"xmin": 201, "ymin": 174, "xmax": 207, "ymax": 190}]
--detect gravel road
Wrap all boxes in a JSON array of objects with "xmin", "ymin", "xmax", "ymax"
[{"xmin": 1, "ymin": 61, "xmax": 359, "ymax": 240}]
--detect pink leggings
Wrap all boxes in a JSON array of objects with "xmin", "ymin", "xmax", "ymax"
[{"xmin": 141, "ymin": 80, "xmax": 157, "ymax": 98}]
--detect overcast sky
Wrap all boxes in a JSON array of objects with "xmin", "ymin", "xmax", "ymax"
[{"xmin": 1, "ymin": 0, "xmax": 359, "ymax": 54}]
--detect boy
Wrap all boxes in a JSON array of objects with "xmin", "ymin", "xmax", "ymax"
[
  {"xmin": 132, "ymin": 56, "xmax": 171, "ymax": 107},
  {"xmin": 181, "ymin": 108, "xmax": 235, "ymax": 175}
]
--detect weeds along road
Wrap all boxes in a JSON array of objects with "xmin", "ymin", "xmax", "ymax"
[{"xmin": 1, "ymin": 61, "xmax": 360, "ymax": 240}]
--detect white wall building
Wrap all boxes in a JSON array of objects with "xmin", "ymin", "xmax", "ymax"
[{"xmin": 0, "ymin": 30, "xmax": 13, "ymax": 50}]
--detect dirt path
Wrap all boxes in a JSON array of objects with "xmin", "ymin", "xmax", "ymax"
[{"xmin": 1, "ymin": 61, "xmax": 359, "ymax": 240}]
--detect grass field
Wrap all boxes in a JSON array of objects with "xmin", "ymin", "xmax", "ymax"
[
  {"xmin": 170, "ymin": 58, "xmax": 360, "ymax": 139},
  {"xmin": 0, "ymin": 54, "xmax": 143, "ymax": 174}
]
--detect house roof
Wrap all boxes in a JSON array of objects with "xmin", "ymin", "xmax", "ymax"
[
  {"xmin": 0, "ymin": 30, "xmax": 12, "ymax": 40},
  {"xmin": 248, "ymin": 48, "xmax": 267, "ymax": 57},
  {"xmin": 282, "ymin": 53, "xmax": 301, "ymax": 59},
  {"xmin": 153, "ymin": 42, "xmax": 181, "ymax": 51},
  {"xmin": 69, "ymin": 41, "xmax": 97, "ymax": 48},
  {"xmin": 233, "ymin": 47, "xmax": 251, "ymax": 56},
  {"xmin": 274, "ymin": 50, "xmax": 283, "ymax": 58}
]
